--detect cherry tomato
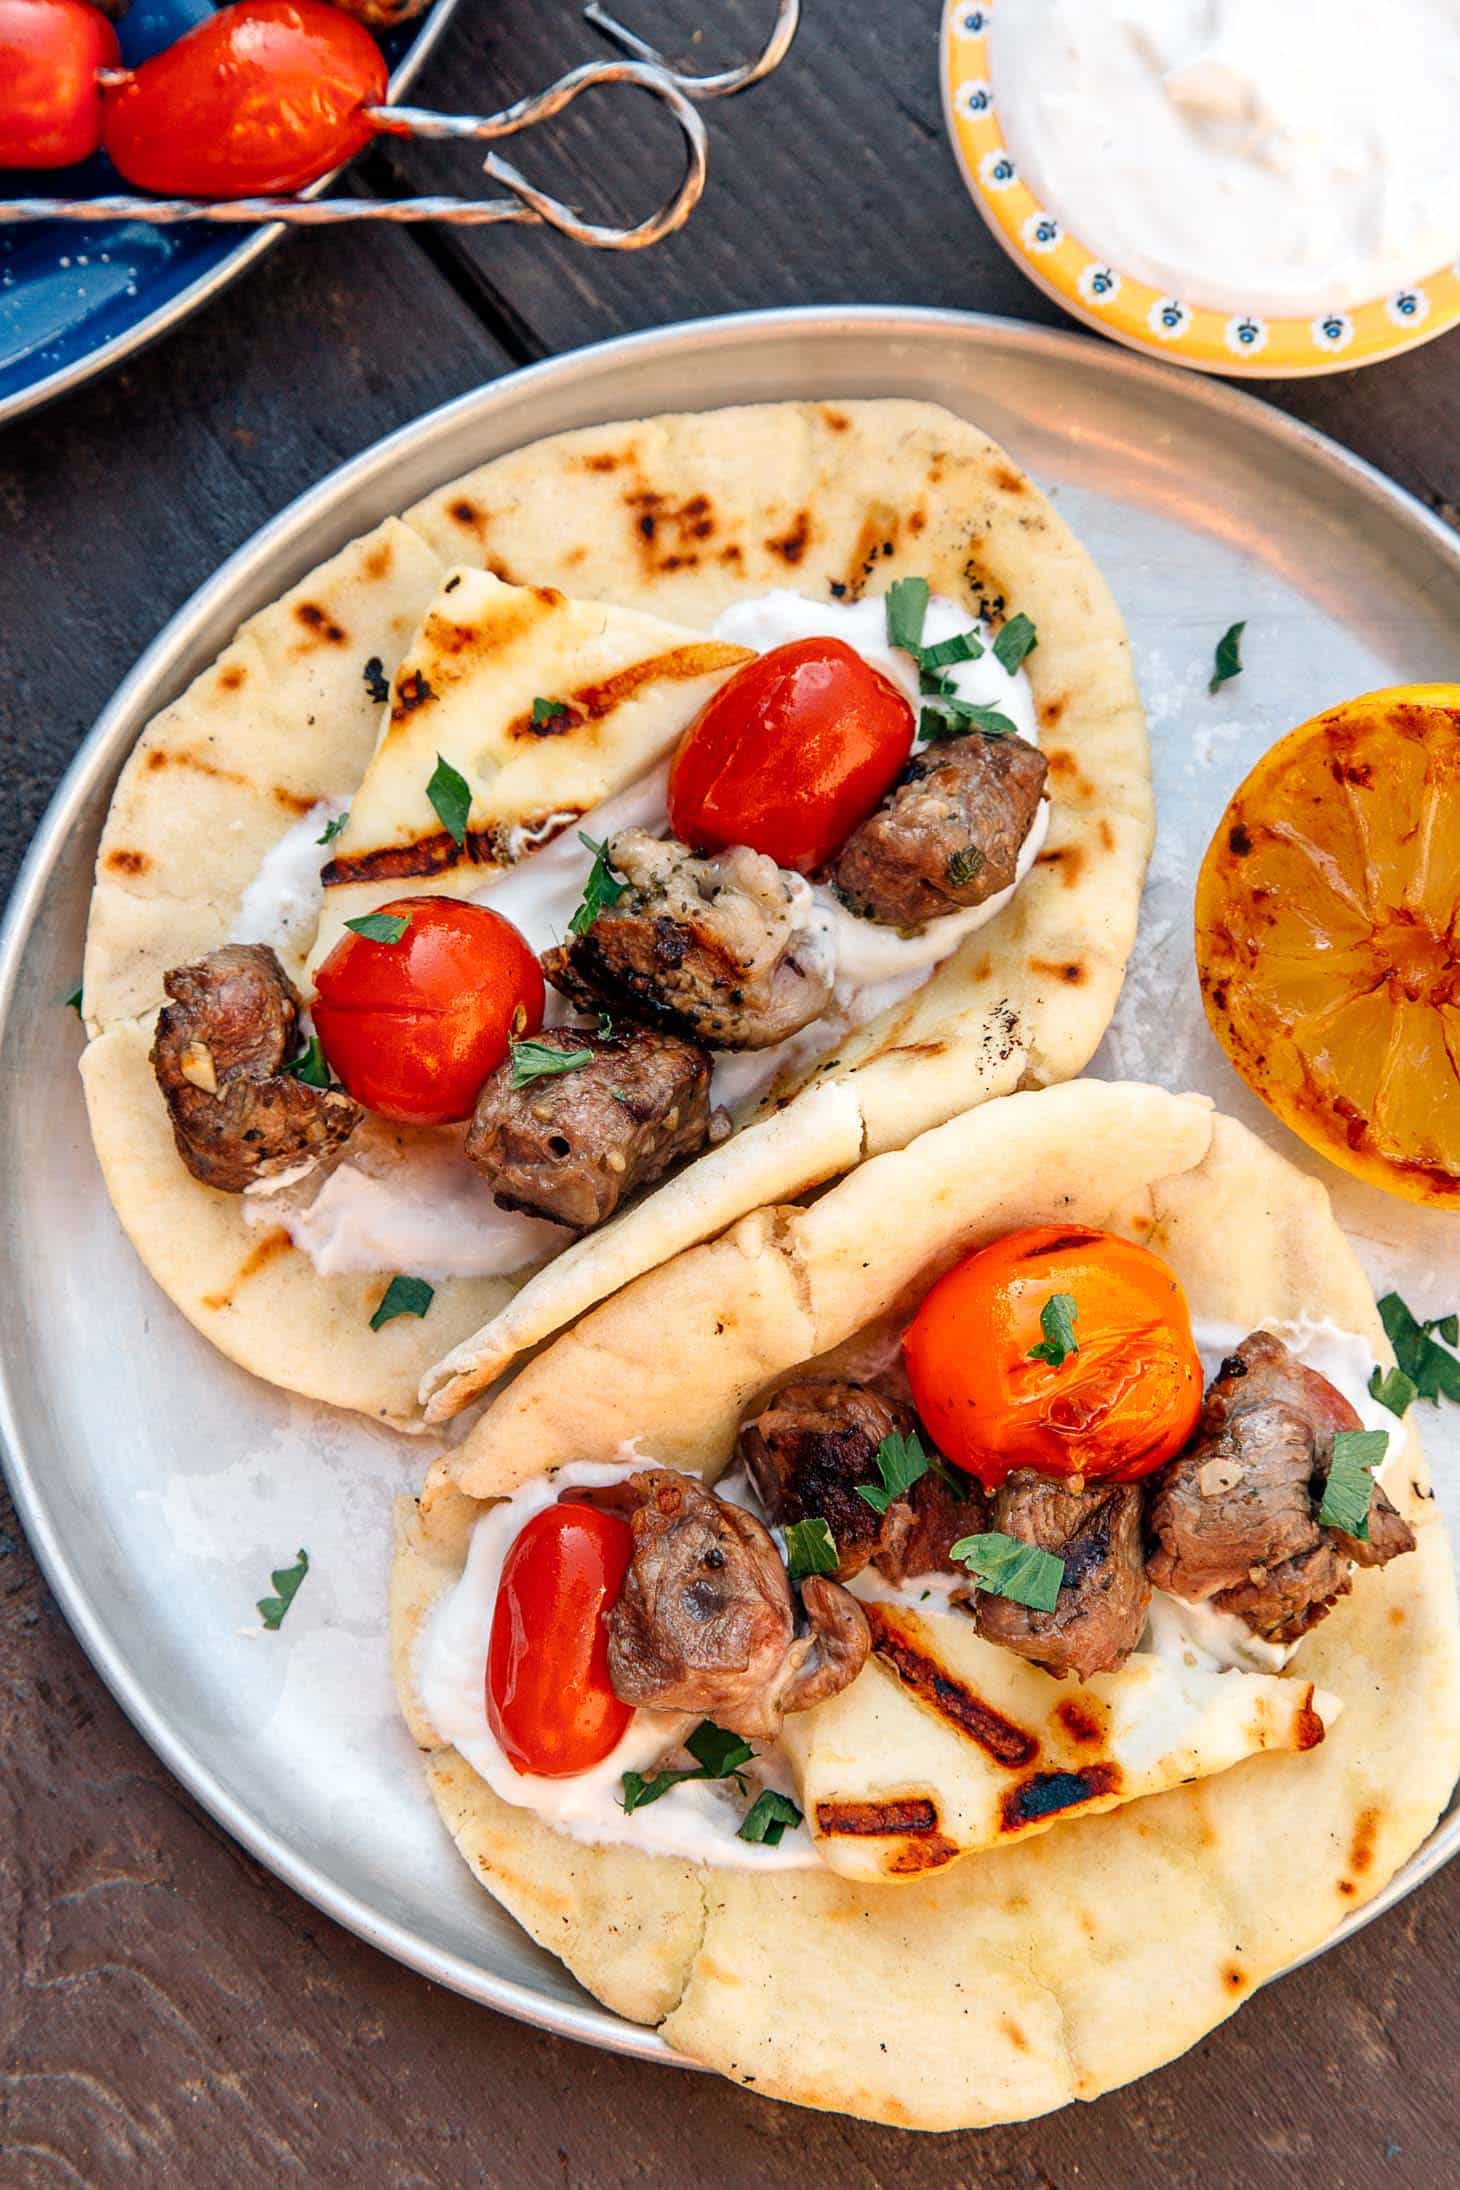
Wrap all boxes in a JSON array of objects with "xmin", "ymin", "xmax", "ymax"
[
  {"xmin": 667, "ymin": 638, "xmax": 915, "ymax": 875},
  {"xmin": 487, "ymin": 1503, "xmax": 635, "ymax": 1779},
  {"xmin": 903, "ymin": 1225, "xmax": 1203, "ymax": 1489},
  {"xmin": 101, "ymin": 0, "xmax": 386, "ymax": 199},
  {"xmin": 0, "ymin": 0, "xmax": 118, "ymax": 170},
  {"xmin": 312, "ymin": 896, "xmax": 544, "ymax": 1127}
]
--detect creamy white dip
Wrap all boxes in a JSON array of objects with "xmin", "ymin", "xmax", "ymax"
[
  {"xmin": 990, "ymin": 0, "xmax": 1460, "ymax": 317},
  {"xmin": 416, "ymin": 1459, "xmax": 824, "ymax": 1871},
  {"xmin": 239, "ymin": 589, "xmax": 1043, "ymax": 1283}
]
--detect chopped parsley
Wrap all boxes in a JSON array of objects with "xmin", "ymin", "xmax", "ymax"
[
  {"xmin": 64, "ymin": 982, "xmax": 83, "ymax": 1017},
  {"xmin": 362, "ymin": 656, "xmax": 390, "ymax": 704},
  {"xmin": 945, "ymin": 845, "xmax": 985, "ymax": 888},
  {"xmin": 283, "ymin": 1035, "xmax": 331, "ymax": 1088},
  {"xmin": 317, "ymin": 810, "xmax": 349, "ymax": 846},
  {"xmin": 784, "ymin": 1516, "xmax": 839, "ymax": 1580},
  {"xmin": 738, "ymin": 1789, "xmax": 803, "ymax": 1846},
  {"xmin": 510, "ymin": 1038, "xmax": 592, "ymax": 1090},
  {"xmin": 596, "ymin": 1010, "xmax": 614, "ymax": 1037},
  {"xmin": 621, "ymin": 1720, "xmax": 754, "ymax": 1813},
  {"xmin": 1378, "ymin": 1292, "xmax": 1460, "ymax": 1406},
  {"xmin": 532, "ymin": 696, "xmax": 570, "ymax": 729},
  {"xmin": 257, "ymin": 1548, "xmax": 309, "ymax": 1630},
  {"xmin": 920, "ymin": 629, "xmax": 985, "ymax": 674},
  {"xmin": 918, "ymin": 695, "xmax": 1018, "ymax": 741},
  {"xmin": 1368, "ymin": 1364, "xmax": 1418, "ymax": 1418},
  {"xmin": 1318, "ymin": 1429, "xmax": 1389, "ymax": 1540},
  {"xmin": 884, "ymin": 576, "xmax": 930, "ymax": 656},
  {"xmin": 426, "ymin": 753, "xmax": 472, "ymax": 848},
  {"xmin": 857, "ymin": 1429, "xmax": 931, "ymax": 1517},
  {"xmin": 951, "ymin": 1531, "xmax": 1065, "ymax": 1612},
  {"xmin": 992, "ymin": 612, "xmax": 1038, "ymax": 673},
  {"xmin": 345, "ymin": 910, "xmax": 412, "ymax": 945},
  {"xmin": 1027, "ymin": 1292, "xmax": 1079, "ymax": 1368},
  {"xmin": 569, "ymin": 833, "xmax": 627, "ymax": 938},
  {"xmin": 369, "ymin": 1274, "xmax": 435, "ymax": 1331},
  {"xmin": 1209, "ymin": 621, "xmax": 1246, "ymax": 694}
]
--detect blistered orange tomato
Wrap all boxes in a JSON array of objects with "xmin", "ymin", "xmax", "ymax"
[{"xmin": 903, "ymin": 1225, "xmax": 1203, "ymax": 1489}]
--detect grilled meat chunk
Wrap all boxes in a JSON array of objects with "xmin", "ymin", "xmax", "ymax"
[
  {"xmin": 466, "ymin": 1024, "xmax": 712, "ymax": 1231},
  {"xmin": 606, "ymin": 1469, "xmax": 870, "ymax": 1738},
  {"xmin": 543, "ymin": 829, "xmax": 835, "ymax": 1050},
  {"xmin": 975, "ymin": 1471, "xmax": 1149, "ymax": 1680},
  {"xmin": 1147, "ymin": 1332, "xmax": 1416, "ymax": 1645},
  {"xmin": 738, "ymin": 1377, "xmax": 986, "ymax": 1585},
  {"xmin": 151, "ymin": 944, "xmax": 360, "ymax": 1193},
  {"xmin": 831, "ymin": 733, "xmax": 1047, "ymax": 929}
]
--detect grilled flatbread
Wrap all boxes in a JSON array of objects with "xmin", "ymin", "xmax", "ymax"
[
  {"xmin": 392, "ymin": 1080, "xmax": 1460, "ymax": 2128},
  {"xmin": 81, "ymin": 400, "xmax": 1150, "ymax": 1427}
]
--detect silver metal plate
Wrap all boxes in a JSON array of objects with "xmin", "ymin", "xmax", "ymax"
[{"xmin": 3, "ymin": 309, "xmax": 1458, "ymax": 2068}]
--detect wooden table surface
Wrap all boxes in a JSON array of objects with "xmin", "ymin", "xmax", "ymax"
[{"xmin": 3, "ymin": 5, "xmax": 1459, "ymax": 2182}]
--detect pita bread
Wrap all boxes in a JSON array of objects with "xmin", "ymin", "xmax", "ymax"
[
  {"xmin": 81, "ymin": 401, "xmax": 1148, "ymax": 1427},
  {"xmin": 393, "ymin": 1081, "xmax": 1460, "ymax": 2128}
]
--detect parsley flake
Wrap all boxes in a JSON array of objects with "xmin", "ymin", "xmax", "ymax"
[
  {"xmin": 945, "ymin": 845, "xmax": 985, "ymax": 888},
  {"xmin": 532, "ymin": 696, "xmax": 570, "ymax": 729},
  {"xmin": 919, "ymin": 628, "xmax": 984, "ymax": 674},
  {"xmin": 345, "ymin": 911, "xmax": 411, "ymax": 946},
  {"xmin": 426, "ymin": 753, "xmax": 472, "ymax": 848},
  {"xmin": 257, "ymin": 1548, "xmax": 309, "ymax": 1630},
  {"xmin": 317, "ymin": 811, "xmax": 349, "ymax": 846},
  {"xmin": 884, "ymin": 576, "xmax": 930, "ymax": 657},
  {"xmin": 283, "ymin": 1035, "xmax": 331, "ymax": 1088},
  {"xmin": 621, "ymin": 1720, "xmax": 755, "ymax": 1813},
  {"xmin": 1368, "ymin": 1364, "xmax": 1418, "ymax": 1418},
  {"xmin": 569, "ymin": 834, "xmax": 628, "ymax": 938},
  {"xmin": 1378, "ymin": 1292, "xmax": 1460, "ymax": 1406},
  {"xmin": 369, "ymin": 1275, "xmax": 434, "ymax": 1331},
  {"xmin": 918, "ymin": 695, "xmax": 1018, "ymax": 741},
  {"xmin": 1210, "ymin": 621, "xmax": 1246, "ymax": 694},
  {"xmin": 738, "ymin": 1789, "xmax": 803, "ymax": 1846},
  {"xmin": 952, "ymin": 1531, "xmax": 1065, "ymax": 1611},
  {"xmin": 510, "ymin": 1038, "xmax": 593, "ymax": 1090},
  {"xmin": 857, "ymin": 1429, "xmax": 931, "ymax": 1517},
  {"xmin": 784, "ymin": 1516, "xmax": 839, "ymax": 1580},
  {"xmin": 1027, "ymin": 1293, "xmax": 1079, "ymax": 1368},
  {"xmin": 1318, "ymin": 1429, "xmax": 1389, "ymax": 1539},
  {"xmin": 64, "ymin": 982, "xmax": 83, "ymax": 1017},
  {"xmin": 362, "ymin": 656, "xmax": 390, "ymax": 704},
  {"xmin": 992, "ymin": 612, "xmax": 1038, "ymax": 674}
]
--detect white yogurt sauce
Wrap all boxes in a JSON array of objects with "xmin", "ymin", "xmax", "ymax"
[
  {"xmin": 1152, "ymin": 1317, "xmax": 1395, "ymax": 1673},
  {"xmin": 416, "ymin": 1459, "xmax": 824, "ymax": 1870},
  {"xmin": 990, "ymin": 0, "xmax": 1460, "ymax": 317},
  {"xmin": 230, "ymin": 799, "xmax": 346, "ymax": 958},
  {"xmin": 237, "ymin": 591, "xmax": 1041, "ymax": 1280}
]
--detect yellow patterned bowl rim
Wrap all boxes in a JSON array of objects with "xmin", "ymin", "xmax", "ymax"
[{"xmin": 941, "ymin": 0, "xmax": 1460, "ymax": 379}]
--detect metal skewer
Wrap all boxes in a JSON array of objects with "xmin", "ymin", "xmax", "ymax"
[
  {"xmin": 0, "ymin": 45, "xmax": 732, "ymax": 247},
  {"xmin": 583, "ymin": 0, "xmax": 800, "ymax": 98}
]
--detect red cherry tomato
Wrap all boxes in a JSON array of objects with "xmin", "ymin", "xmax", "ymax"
[
  {"xmin": 667, "ymin": 638, "xmax": 915, "ymax": 875},
  {"xmin": 487, "ymin": 1503, "xmax": 635, "ymax": 1779},
  {"xmin": 101, "ymin": 0, "xmax": 386, "ymax": 199},
  {"xmin": 0, "ymin": 0, "xmax": 118, "ymax": 170},
  {"xmin": 903, "ymin": 1225, "xmax": 1204, "ymax": 1490},
  {"xmin": 312, "ymin": 896, "xmax": 544, "ymax": 1127}
]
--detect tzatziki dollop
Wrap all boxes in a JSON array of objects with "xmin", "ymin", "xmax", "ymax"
[
  {"xmin": 990, "ymin": 0, "xmax": 1460, "ymax": 318},
  {"xmin": 416, "ymin": 1460, "xmax": 824, "ymax": 1871},
  {"xmin": 238, "ymin": 588, "xmax": 1043, "ymax": 1283}
]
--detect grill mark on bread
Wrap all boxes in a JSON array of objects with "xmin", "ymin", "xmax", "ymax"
[
  {"xmin": 815, "ymin": 1795, "xmax": 939, "ymax": 1836},
  {"xmin": 294, "ymin": 602, "xmax": 347, "ymax": 644},
  {"xmin": 201, "ymin": 1227, "xmax": 292, "ymax": 1311},
  {"xmin": 505, "ymin": 641, "xmax": 752, "ymax": 739},
  {"xmin": 999, "ymin": 1763, "xmax": 1120, "ymax": 1832},
  {"xmin": 866, "ymin": 1605, "xmax": 1038, "ymax": 1767}
]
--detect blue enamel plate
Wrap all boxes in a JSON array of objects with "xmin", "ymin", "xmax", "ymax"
[{"xmin": 0, "ymin": 0, "xmax": 459, "ymax": 429}]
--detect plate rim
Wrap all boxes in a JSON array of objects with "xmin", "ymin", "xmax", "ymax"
[
  {"xmin": 4, "ymin": 302, "xmax": 1459, "ymax": 2063},
  {"xmin": 938, "ymin": 0, "xmax": 1460, "ymax": 381},
  {"xmin": 0, "ymin": 0, "xmax": 463, "ymax": 435}
]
